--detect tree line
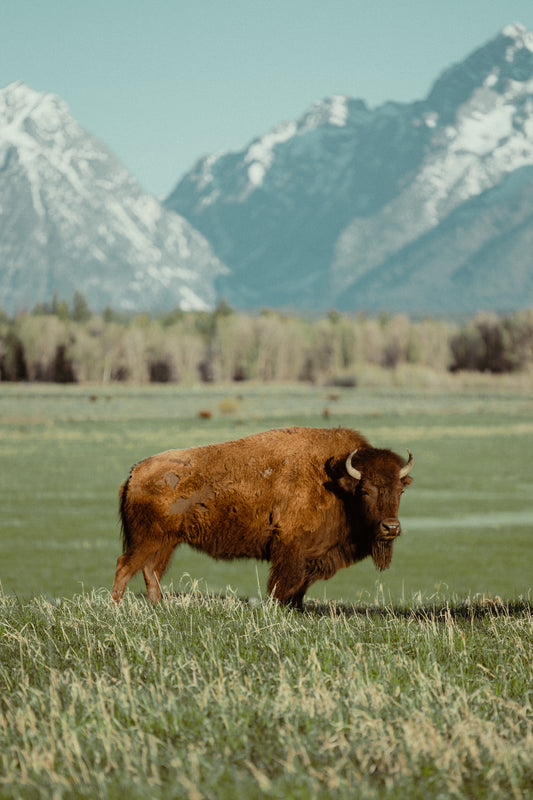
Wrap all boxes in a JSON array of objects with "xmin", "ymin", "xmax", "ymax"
[{"xmin": 1, "ymin": 293, "xmax": 532, "ymax": 384}]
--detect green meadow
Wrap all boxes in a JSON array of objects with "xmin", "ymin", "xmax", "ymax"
[
  {"xmin": 1, "ymin": 381, "xmax": 532, "ymax": 603},
  {"xmin": 1, "ymin": 381, "xmax": 532, "ymax": 799}
]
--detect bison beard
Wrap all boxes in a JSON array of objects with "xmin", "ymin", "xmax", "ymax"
[
  {"xmin": 111, "ymin": 427, "xmax": 413, "ymax": 609},
  {"xmin": 372, "ymin": 540, "xmax": 394, "ymax": 571}
]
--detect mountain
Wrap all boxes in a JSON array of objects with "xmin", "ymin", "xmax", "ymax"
[
  {"xmin": 165, "ymin": 23, "xmax": 533, "ymax": 314},
  {"xmin": 0, "ymin": 82, "xmax": 227, "ymax": 315}
]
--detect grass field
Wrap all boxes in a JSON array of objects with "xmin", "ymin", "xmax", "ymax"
[
  {"xmin": 1, "ymin": 381, "xmax": 532, "ymax": 798},
  {"xmin": 1, "ymin": 381, "xmax": 532, "ymax": 602},
  {"xmin": 1, "ymin": 591, "xmax": 532, "ymax": 799}
]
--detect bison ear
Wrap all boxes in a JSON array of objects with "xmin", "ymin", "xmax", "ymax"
[{"xmin": 402, "ymin": 474, "xmax": 413, "ymax": 488}]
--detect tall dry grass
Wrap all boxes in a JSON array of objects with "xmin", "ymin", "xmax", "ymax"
[{"xmin": 1, "ymin": 588, "xmax": 531, "ymax": 799}]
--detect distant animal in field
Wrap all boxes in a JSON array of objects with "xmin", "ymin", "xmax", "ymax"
[{"xmin": 112, "ymin": 426, "xmax": 413, "ymax": 609}]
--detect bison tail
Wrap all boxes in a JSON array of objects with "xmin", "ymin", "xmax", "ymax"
[{"xmin": 118, "ymin": 475, "xmax": 132, "ymax": 553}]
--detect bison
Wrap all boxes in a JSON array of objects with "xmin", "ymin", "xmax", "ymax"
[{"xmin": 112, "ymin": 426, "xmax": 413, "ymax": 609}]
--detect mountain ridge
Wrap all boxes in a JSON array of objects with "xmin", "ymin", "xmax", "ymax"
[
  {"xmin": 0, "ymin": 81, "xmax": 227, "ymax": 314},
  {"xmin": 2, "ymin": 24, "xmax": 533, "ymax": 316},
  {"xmin": 165, "ymin": 22, "xmax": 533, "ymax": 314}
]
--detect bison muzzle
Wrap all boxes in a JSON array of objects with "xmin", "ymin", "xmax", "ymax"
[{"xmin": 112, "ymin": 426, "xmax": 413, "ymax": 609}]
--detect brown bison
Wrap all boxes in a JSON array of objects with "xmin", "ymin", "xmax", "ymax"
[{"xmin": 112, "ymin": 426, "xmax": 413, "ymax": 609}]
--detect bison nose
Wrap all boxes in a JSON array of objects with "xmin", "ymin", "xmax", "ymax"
[{"xmin": 380, "ymin": 518, "xmax": 401, "ymax": 539}]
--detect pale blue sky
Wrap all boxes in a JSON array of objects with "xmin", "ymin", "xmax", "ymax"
[{"xmin": 2, "ymin": 0, "xmax": 533, "ymax": 196}]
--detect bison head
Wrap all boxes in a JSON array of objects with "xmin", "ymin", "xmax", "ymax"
[{"xmin": 344, "ymin": 447, "xmax": 413, "ymax": 569}]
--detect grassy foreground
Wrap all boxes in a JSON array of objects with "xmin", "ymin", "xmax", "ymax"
[{"xmin": 0, "ymin": 589, "xmax": 532, "ymax": 799}]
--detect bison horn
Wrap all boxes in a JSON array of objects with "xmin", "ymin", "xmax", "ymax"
[
  {"xmin": 345, "ymin": 450, "xmax": 362, "ymax": 481},
  {"xmin": 399, "ymin": 450, "xmax": 414, "ymax": 478}
]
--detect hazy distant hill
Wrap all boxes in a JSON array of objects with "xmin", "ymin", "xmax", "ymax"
[
  {"xmin": 0, "ymin": 82, "xmax": 226, "ymax": 314},
  {"xmin": 166, "ymin": 23, "xmax": 533, "ymax": 314}
]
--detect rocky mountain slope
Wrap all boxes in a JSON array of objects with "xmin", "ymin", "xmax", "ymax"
[
  {"xmin": 166, "ymin": 23, "xmax": 533, "ymax": 314},
  {"xmin": 0, "ymin": 82, "xmax": 226, "ymax": 314}
]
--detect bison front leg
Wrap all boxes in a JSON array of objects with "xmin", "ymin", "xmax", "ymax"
[{"xmin": 267, "ymin": 540, "xmax": 308, "ymax": 610}]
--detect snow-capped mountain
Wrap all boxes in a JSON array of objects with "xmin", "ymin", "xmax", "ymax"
[
  {"xmin": 166, "ymin": 23, "xmax": 533, "ymax": 314},
  {"xmin": 0, "ymin": 82, "xmax": 227, "ymax": 314}
]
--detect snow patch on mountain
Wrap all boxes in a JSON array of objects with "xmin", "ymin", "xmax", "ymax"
[
  {"xmin": 300, "ymin": 95, "xmax": 350, "ymax": 131},
  {"xmin": 245, "ymin": 121, "xmax": 297, "ymax": 187},
  {"xmin": 502, "ymin": 22, "xmax": 533, "ymax": 53},
  {"xmin": 242, "ymin": 96, "xmax": 350, "ymax": 191}
]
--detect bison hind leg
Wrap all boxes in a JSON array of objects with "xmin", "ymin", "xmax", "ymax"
[
  {"xmin": 111, "ymin": 549, "xmax": 145, "ymax": 604},
  {"xmin": 142, "ymin": 543, "xmax": 176, "ymax": 604},
  {"xmin": 111, "ymin": 540, "xmax": 177, "ymax": 605}
]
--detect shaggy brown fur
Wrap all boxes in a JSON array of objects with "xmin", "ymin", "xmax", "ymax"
[{"xmin": 111, "ymin": 426, "xmax": 413, "ymax": 609}]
